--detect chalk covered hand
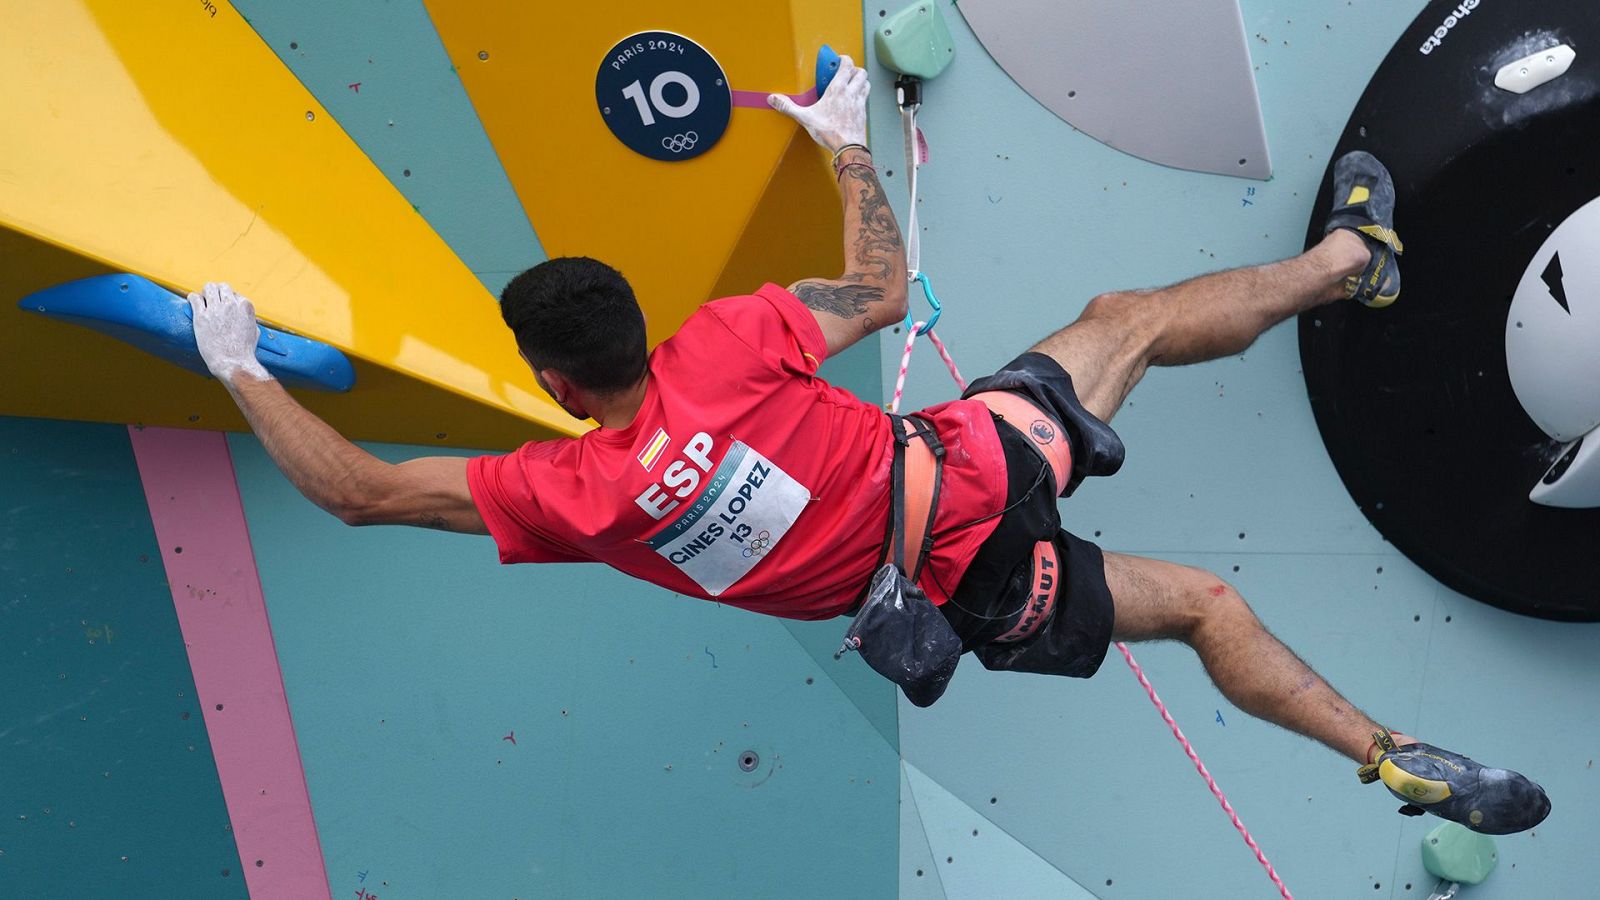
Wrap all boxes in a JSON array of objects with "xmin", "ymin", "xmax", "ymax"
[
  {"xmin": 768, "ymin": 54, "xmax": 869, "ymax": 154},
  {"xmin": 189, "ymin": 282, "xmax": 271, "ymax": 385}
]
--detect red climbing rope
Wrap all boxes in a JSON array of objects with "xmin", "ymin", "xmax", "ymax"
[{"xmin": 892, "ymin": 321, "xmax": 1293, "ymax": 900}]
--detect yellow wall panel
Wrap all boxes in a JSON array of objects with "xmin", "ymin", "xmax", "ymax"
[
  {"xmin": 427, "ymin": 1, "xmax": 863, "ymax": 343},
  {"xmin": 0, "ymin": 0, "xmax": 574, "ymax": 446}
]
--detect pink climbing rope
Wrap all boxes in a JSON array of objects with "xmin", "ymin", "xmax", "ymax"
[
  {"xmin": 1115, "ymin": 642, "xmax": 1293, "ymax": 900},
  {"xmin": 892, "ymin": 317, "xmax": 1293, "ymax": 899},
  {"xmin": 889, "ymin": 322, "xmax": 965, "ymax": 413}
]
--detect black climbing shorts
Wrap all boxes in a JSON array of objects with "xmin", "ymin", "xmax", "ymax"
[{"xmin": 938, "ymin": 353, "xmax": 1124, "ymax": 678}]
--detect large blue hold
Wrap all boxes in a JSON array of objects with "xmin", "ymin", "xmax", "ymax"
[{"xmin": 20, "ymin": 273, "xmax": 356, "ymax": 392}]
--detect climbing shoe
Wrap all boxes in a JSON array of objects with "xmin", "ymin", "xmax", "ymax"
[
  {"xmin": 1357, "ymin": 729, "xmax": 1551, "ymax": 835},
  {"xmin": 1324, "ymin": 150, "xmax": 1403, "ymax": 308}
]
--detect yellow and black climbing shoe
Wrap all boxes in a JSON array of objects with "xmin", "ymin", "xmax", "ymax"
[
  {"xmin": 1357, "ymin": 729, "xmax": 1551, "ymax": 835},
  {"xmin": 1325, "ymin": 150, "xmax": 1403, "ymax": 308}
]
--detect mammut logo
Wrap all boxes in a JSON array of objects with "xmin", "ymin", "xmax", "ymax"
[
  {"xmin": 994, "ymin": 551, "xmax": 1059, "ymax": 643},
  {"xmin": 1029, "ymin": 420, "xmax": 1056, "ymax": 445},
  {"xmin": 1419, "ymin": 1, "xmax": 1481, "ymax": 55}
]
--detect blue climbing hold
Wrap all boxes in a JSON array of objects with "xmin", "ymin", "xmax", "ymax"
[
  {"xmin": 20, "ymin": 273, "xmax": 356, "ymax": 392},
  {"xmin": 815, "ymin": 44, "xmax": 842, "ymax": 98}
]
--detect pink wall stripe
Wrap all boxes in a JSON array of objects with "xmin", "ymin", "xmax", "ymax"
[
  {"xmin": 731, "ymin": 87, "xmax": 818, "ymax": 108},
  {"xmin": 128, "ymin": 425, "xmax": 331, "ymax": 900}
]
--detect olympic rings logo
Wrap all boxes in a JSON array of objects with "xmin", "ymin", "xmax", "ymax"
[
  {"xmin": 661, "ymin": 131, "xmax": 699, "ymax": 153},
  {"xmin": 740, "ymin": 530, "xmax": 773, "ymax": 559}
]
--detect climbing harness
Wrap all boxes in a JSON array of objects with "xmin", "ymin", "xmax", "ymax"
[
  {"xmin": 836, "ymin": 414, "xmax": 964, "ymax": 708},
  {"xmin": 888, "ymin": 414, "xmax": 945, "ymax": 583}
]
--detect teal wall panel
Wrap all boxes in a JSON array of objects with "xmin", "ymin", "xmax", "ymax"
[
  {"xmin": 906, "ymin": 763, "xmax": 1098, "ymax": 899},
  {"xmin": 236, "ymin": 0, "xmax": 546, "ymax": 292},
  {"xmin": 868, "ymin": 0, "xmax": 1394, "ymax": 559},
  {"xmin": 229, "ymin": 434, "xmax": 898, "ymax": 898},
  {"xmin": 899, "ymin": 763, "xmax": 945, "ymax": 898},
  {"xmin": 874, "ymin": 1, "xmax": 1600, "ymax": 897},
  {"xmin": 0, "ymin": 417, "xmax": 246, "ymax": 900},
  {"xmin": 780, "ymin": 614, "xmax": 899, "ymax": 752}
]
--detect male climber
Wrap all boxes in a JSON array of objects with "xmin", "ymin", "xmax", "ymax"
[{"xmin": 188, "ymin": 56, "xmax": 1548, "ymax": 834}]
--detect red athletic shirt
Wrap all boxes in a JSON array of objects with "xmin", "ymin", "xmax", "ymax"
[{"xmin": 468, "ymin": 284, "xmax": 1007, "ymax": 620}]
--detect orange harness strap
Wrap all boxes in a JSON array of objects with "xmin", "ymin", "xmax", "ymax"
[
  {"xmin": 896, "ymin": 415, "xmax": 941, "ymax": 581},
  {"xmin": 891, "ymin": 393, "xmax": 1072, "ymax": 644},
  {"xmin": 968, "ymin": 390, "xmax": 1073, "ymax": 495}
]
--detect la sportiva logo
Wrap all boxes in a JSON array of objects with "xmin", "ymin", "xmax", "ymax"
[{"xmin": 1419, "ymin": 1, "xmax": 1482, "ymax": 55}]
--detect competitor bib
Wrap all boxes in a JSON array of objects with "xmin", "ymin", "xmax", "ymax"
[{"xmin": 642, "ymin": 440, "xmax": 811, "ymax": 596}]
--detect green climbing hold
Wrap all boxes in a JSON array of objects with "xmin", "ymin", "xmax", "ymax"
[
  {"xmin": 1421, "ymin": 822, "xmax": 1498, "ymax": 886},
  {"xmin": 874, "ymin": 2, "xmax": 955, "ymax": 80}
]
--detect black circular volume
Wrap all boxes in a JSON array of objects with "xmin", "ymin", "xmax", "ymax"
[{"xmin": 1300, "ymin": 1, "xmax": 1600, "ymax": 620}]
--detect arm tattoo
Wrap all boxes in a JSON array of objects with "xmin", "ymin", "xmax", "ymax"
[
  {"xmin": 842, "ymin": 165, "xmax": 903, "ymax": 281},
  {"xmin": 791, "ymin": 164, "xmax": 905, "ymax": 323},
  {"xmin": 793, "ymin": 280, "xmax": 885, "ymax": 319},
  {"xmin": 417, "ymin": 513, "xmax": 450, "ymax": 531}
]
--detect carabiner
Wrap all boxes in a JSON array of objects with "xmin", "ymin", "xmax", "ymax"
[{"xmin": 901, "ymin": 272, "xmax": 942, "ymax": 335}]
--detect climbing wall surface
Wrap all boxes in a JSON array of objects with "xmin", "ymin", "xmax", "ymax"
[
  {"xmin": 7, "ymin": 0, "xmax": 1599, "ymax": 898},
  {"xmin": 0, "ymin": 0, "xmax": 572, "ymax": 448},
  {"xmin": 423, "ymin": 0, "xmax": 864, "ymax": 346},
  {"xmin": 230, "ymin": 436, "xmax": 898, "ymax": 897},
  {"xmin": 878, "ymin": 0, "xmax": 1600, "ymax": 897},
  {"xmin": 228, "ymin": 0, "xmax": 545, "ymax": 297},
  {"xmin": 4, "ymin": 3, "xmax": 897, "ymax": 896},
  {"xmin": 0, "ymin": 418, "xmax": 247, "ymax": 899}
]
